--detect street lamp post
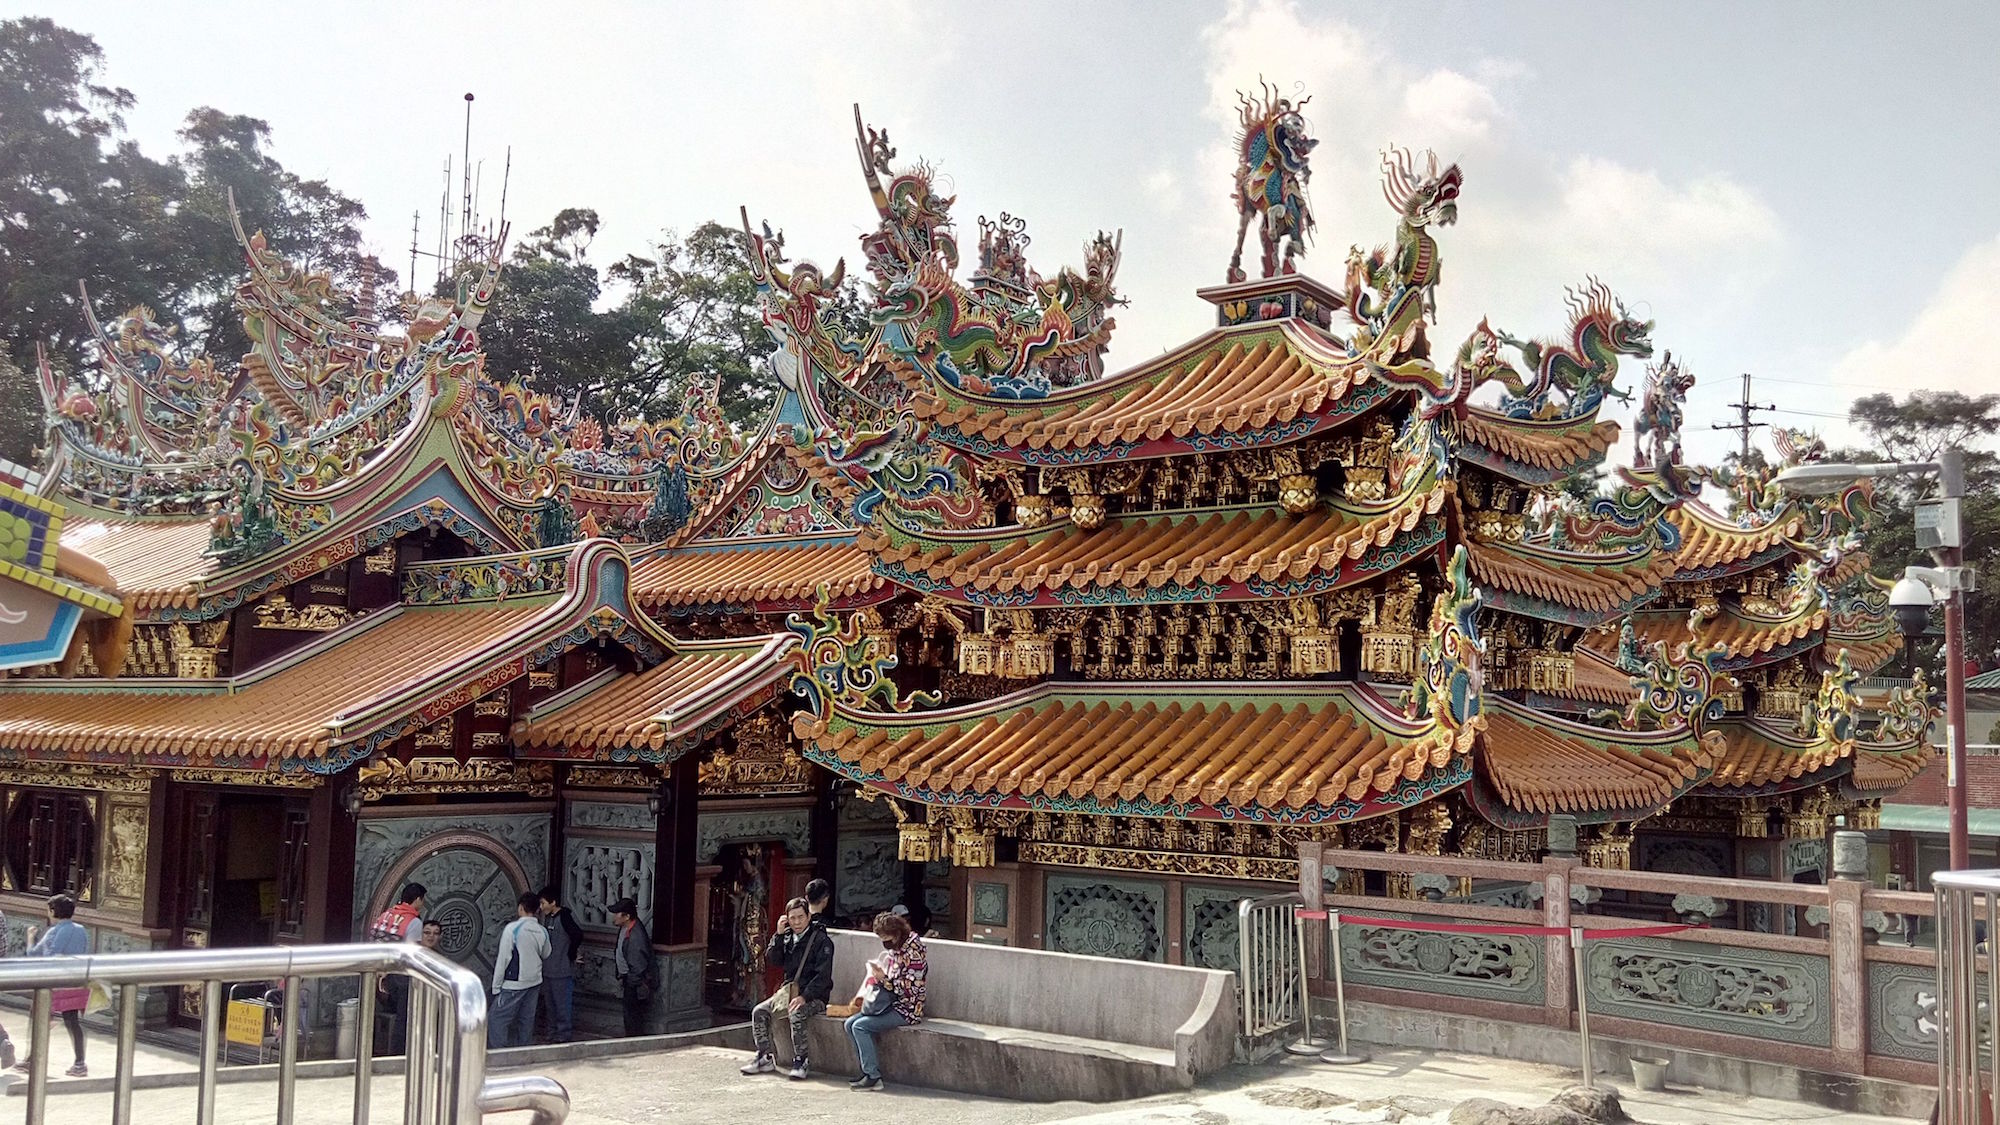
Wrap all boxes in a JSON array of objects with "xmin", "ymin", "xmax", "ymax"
[{"xmin": 1776, "ymin": 449, "xmax": 1975, "ymax": 869}]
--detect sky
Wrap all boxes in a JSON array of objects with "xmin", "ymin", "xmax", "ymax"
[{"xmin": 28, "ymin": 0, "xmax": 2000, "ymax": 466}]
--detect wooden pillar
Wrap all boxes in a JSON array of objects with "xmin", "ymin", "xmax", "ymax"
[
  {"xmin": 306, "ymin": 783, "xmax": 356, "ymax": 943},
  {"xmin": 655, "ymin": 761, "xmax": 700, "ymax": 945}
]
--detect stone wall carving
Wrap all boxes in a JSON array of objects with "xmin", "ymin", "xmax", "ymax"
[
  {"xmin": 567, "ymin": 800, "xmax": 655, "ymax": 833},
  {"xmin": 1045, "ymin": 875, "xmax": 1165, "ymax": 963},
  {"xmin": 972, "ymin": 882, "xmax": 1010, "ymax": 927},
  {"xmin": 352, "ymin": 810, "xmax": 551, "ymax": 938},
  {"xmin": 1339, "ymin": 911, "xmax": 1543, "ymax": 1004},
  {"xmin": 392, "ymin": 844, "xmax": 530, "ymax": 982},
  {"xmin": 1183, "ymin": 885, "xmax": 1246, "ymax": 973},
  {"xmin": 837, "ymin": 833, "xmax": 901, "ymax": 921},
  {"xmin": 696, "ymin": 808, "xmax": 811, "ymax": 864},
  {"xmin": 1585, "ymin": 938, "xmax": 1830, "ymax": 1047},
  {"xmin": 1868, "ymin": 960, "xmax": 1972, "ymax": 1063},
  {"xmin": 565, "ymin": 840, "xmax": 655, "ymax": 933}
]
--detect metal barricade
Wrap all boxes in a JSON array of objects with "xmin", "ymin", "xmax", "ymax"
[
  {"xmin": 0, "ymin": 943, "xmax": 568, "ymax": 1125},
  {"xmin": 1237, "ymin": 892, "xmax": 1304, "ymax": 1042},
  {"xmin": 1935, "ymin": 870, "xmax": 2000, "ymax": 1125}
]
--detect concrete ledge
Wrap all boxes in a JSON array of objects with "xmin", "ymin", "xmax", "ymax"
[
  {"xmin": 778, "ymin": 1015, "xmax": 1184, "ymax": 1102},
  {"xmin": 1334, "ymin": 1000, "xmax": 1935, "ymax": 1120},
  {"xmin": 7, "ymin": 1023, "xmax": 753, "ymax": 1098}
]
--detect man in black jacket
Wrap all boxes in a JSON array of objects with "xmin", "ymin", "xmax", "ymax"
[
  {"xmin": 740, "ymin": 896, "xmax": 834, "ymax": 1080},
  {"xmin": 538, "ymin": 885, "xmax": 585, "ymax": 1042}
]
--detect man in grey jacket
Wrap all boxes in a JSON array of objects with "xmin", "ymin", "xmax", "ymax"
[{"xmin": 609, "ymin": 896, "xmax": 656, "ymax": 1037}]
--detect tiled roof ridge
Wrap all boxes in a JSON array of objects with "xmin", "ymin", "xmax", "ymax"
[
  {"xmin": 1452, "ymin": 409, "xmax": 1621, "ymax": 476},
  {"xmin": 1478, "ymin": 696, "xmax": 1716, "ymax": 816}
]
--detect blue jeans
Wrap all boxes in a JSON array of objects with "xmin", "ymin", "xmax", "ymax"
[
  {"xmin": 843, "ymin": 1010, "xmax": 909, "ymax": 1079},
  {"xmin": 489, "ymin": 986, "xmax": 538, "ymax": 1049},
  {"xmin": 539, "ymin": 977, "xmax": 574, "ymax": 1042}
]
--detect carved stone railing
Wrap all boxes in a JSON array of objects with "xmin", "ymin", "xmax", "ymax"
[{"xmin": 1297, "ymin": 845, "xmax": 1939, "ymax": 1086}]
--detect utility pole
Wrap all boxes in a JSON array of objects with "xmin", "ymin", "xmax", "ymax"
[{"xmin": 1712, "ymin": 372, "xmax": 1776, "ymax": 463}]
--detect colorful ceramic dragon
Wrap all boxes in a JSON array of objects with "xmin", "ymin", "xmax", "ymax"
[
  {"xmin": 1632, "ymin": 351, "xmax": 1696, "ymax": 470},
  {"xmin": 1407, "ymin": 544, "xmax": 1487, "ymax": 750},
  {"xmin": 786, "ymin": 586, "xmax": 939, "ymax": 722},
  {"xmin": 1485, "ymin": 280, "xmax": 1652, "ymax": 421},
  {"xmin": 1227, "ymin": 81, "xmax": 1319, "ymax": 283},
  {"xmin": 1345, "ymin": 147, "xmax": 1464, "ymax": 371}
]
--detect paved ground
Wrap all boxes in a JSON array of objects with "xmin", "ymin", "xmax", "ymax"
[{"xmin": 4, "ymin": 1040, "xmax": 1928, "ymax": 1124}]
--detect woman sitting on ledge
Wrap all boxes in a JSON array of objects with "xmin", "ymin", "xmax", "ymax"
[{"xmin": 843, "ymin": 911, "xmax": 927, "ymax": 1092}]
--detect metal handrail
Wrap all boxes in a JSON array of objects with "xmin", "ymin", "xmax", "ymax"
[
  {"xmin": 1933, "ymin": 870, "xmax": 2000, "ymax": 1125},
  {"xmin": 0, "ymin": 943, "xmax": 568, "ymax": 1125}
]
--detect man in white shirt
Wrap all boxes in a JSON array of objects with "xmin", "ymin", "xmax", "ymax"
[{"xmin": 489, "ymin": 892, "xmax": 551, "ymax": 1049}]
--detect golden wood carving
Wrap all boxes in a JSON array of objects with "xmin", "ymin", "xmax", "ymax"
[
  {"xmin": 0, "ymin": 763, "xmax": 151, "ymax": 793},
  {"xmin": 168, "ymin": 768, "xmax": 317, "ymax": 789},
  {"xmin": 412, "ymin": 717, "xmax": 454, "ymax": 750},
  {"xmin": 699, "ymin": 713, "xmax": 813, "ymax": 796},
  {"xmin": 102, "ymin": 799, "xmax": 148, "ymax": 903},
  {"xmin": 254, "ymin": 594, "xmax": 352, "ymax": 632},
  {"xmin": 355, "ymin": 756, "xmax": 553, "ymax": 801},
  {"xmin": 363, "ymin": 547, "xmax": 396, "ymax": 575},
  {"xmin": 1019, "ymin": 841, "xmax": 1298, "ymax": 883},
  {"xmin": 565, "ymin": 765, "xmax": 654, "ymax": 790}
]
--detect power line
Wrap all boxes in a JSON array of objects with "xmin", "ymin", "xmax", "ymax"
[{"xmin": 1711, "ymin": 372, "xmax": 1776, "ymax": 462}]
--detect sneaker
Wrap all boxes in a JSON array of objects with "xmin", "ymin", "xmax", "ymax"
[
  {"xmin": 63, "ymin": 1064, "xmax": 86, "ymax": 1079},
  {"xmin": 739, "ymin": 1055, "xmax": 776, "ymax": 1076},
  {"xmin": 787, "ymin": 1062, "xmax": 809, "ymax": 1080},
  {"xmin": 850, "ymin": 1074, "xmax": 883, "ymax": 1091},
  {"xmin": 10, "ymin": 1059, "xmax": 29, "ymax": 1074},
  {"xmin": 0, "ymin": 1039, "xmax": 13, "ymax": 1070}
]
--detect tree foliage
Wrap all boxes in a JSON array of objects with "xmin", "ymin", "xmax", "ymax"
[
  {"xmin": 1841, "ymin": 391, "xmax": 2000, "ymax": 667},
  {"xmin": 0, "ymin": 17, "xmax": 382, "ymax": 415}
]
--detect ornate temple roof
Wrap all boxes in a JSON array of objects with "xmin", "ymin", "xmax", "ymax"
[
  {"xmin": 58, "ymin": 519, "xmax": 217, "ymax": 612},
  {"xmin": 630, "ymin": 533, "xmax": 884, "ymax": 614},
  {"xmin": 1476, "ymin": 699, "xmax": 1715, "ymax": 819},
  {"xmin": 512, "ymin": 634, "xmax": 795, "ymax": 758},
  {"xmin": 1664, "ymin": 502, "xmax": 1803, "ymax": 579},
  {"xmin": 1629, "ymin": 601, "xmax": 1829, "ymax": 670},
  {"xmin": 0, "ymin": 539, "xmax": 672, "ymax": 768},
  {"xmin": 1701, "ymin": 718, "xmax": 1851, "ymax": 793},
  {"xmin": 1463, "ymin": 538, "xmax": 1672, "ymax": 625},
  {"xmin": 862, "ymin": 482, "xmax": 1447, "ymax": 605},
  {"xmin": 1849, "ymin": 741, "xmax": 1935, "ymax": 792},
  {"xmin": 795, "ymin": 681, "xmax": 1467, "ymax": 821},
  {"xmin": 911, "ymin": 322, "xmax": 1392, "ymax": 463},
  {"xmin": 1451, "ymin": 409, "xmax": 1620, "ymax": 484}
]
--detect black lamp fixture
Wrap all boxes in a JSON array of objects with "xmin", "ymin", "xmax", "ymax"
[
  {"xmin": 341, "ymin": 785, "xmax": 363, "ymax": 816},
  {"xmin": 647, "ymin": 774, "xmax": 669, "ymax": 819}
]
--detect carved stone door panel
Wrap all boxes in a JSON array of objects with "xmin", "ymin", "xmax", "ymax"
[{"xmin": 388, "ymin": 843, "xmax": 529, "ymax": 982}]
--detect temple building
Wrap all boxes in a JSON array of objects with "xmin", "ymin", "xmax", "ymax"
[{"xmin": 0, "ymin": 92, "xmax": 1931, "ymax": 1043}]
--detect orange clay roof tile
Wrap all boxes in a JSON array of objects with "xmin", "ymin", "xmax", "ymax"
[
  {"xmin": 912, "ymin": 324, "xmax": 1367, "ymax": 451},
  {"xmin": 864, "ymin": 486, "xmax": 1446, "ymax": 598},
  {"xmin": 1665, "ymin": 503, "xmax": 1803, "ymax": 574},
  {"xmin": 0, "ymin": 604, "xmax": 546, "ymax": 760},
  {"xmin": 1562, "ymin": 648, "xmax": 1640, "ymax": 707},
  {"xmin": 1478, "ymin": 700, "xmax": 1715, "ymax": 815},
  {"xmin": 58, "ymin": 519, "xmax": 216, "ymax": 611},
  {"xmin": 513, "ymin": 636, "xmax": 791, "ymax": 753},
  {"xmin": 805, "ymin": 684, "xmax": 1461, "ymax": 812},
  {"xmin": 1453, "ymin": 410, "xmax": 1620, "ymax": 473},
  {"xmin": 1463, "ymin": 539, "xmax": 1673, "ymax": 616},
  {"xmin": 630, "ymin": 535, "xmax": 882, "ymax": 609},
  {"xmin": 1702, "ymin": 719, "xmax": 1851, "ymax": 790},
  {"xmin": 1850, "ymin": 744, "xmax": 1935, "ymax": 792},
  {"xmin": 1629, "ymin": 604, "xmax": 1829, "ymax": 662}
]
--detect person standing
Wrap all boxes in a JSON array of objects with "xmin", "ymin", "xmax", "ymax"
[
  {"xmin": 13, "ymin": 894, "xmax": 91, "ymax": 1078},
  {"xmin": 537, "ymin": 886, "xmax": 583, "ymax": 1043},
  {"xmin": 844, "ymin": 911, "xmax": 927, "ymax": 1092},
  {"xmin": 488, "ymin": 893, "xmax": 550, "ymax": 1049},
  {"xmin": 367, "ymin": 882, "xmax": 426, "ymax": 1055},
  {"xmin": 419, "ymin": 920, "xmax": 446, "ymax": 957},
  {"xmin": 740, "ymin": 897, "xmax": 834, "ymax": 1079},
  {"xmin": 804, "ymin": 878, "xmax": 832, "ymax": 926},
  {"xmin": 609, "ymin": 897, "xmax": 656, "ymax": 1038}
]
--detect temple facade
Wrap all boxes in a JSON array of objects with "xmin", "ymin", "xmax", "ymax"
[{"xmin": 0, "ymin": 91, "xmax": 1931, "ymax": 1043}]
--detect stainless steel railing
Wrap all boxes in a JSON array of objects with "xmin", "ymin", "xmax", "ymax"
[
  {"xmin": 1934, "ymin": 870, "xmax": 1999, "ymax": 1125},
  {"xmin": 0, "ymin": 943, "xmax": 568, "ymax": 1125},
  {"xmin": 1236, "ymin": 892, "xmax": 1304, "ymax": 1041}
]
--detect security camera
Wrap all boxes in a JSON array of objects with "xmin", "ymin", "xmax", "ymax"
[{"xmin": 1890, "ymin": 575, "xmax": 1936, "ymax": 640}]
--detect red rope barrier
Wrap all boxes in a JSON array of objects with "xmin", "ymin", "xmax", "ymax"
[{"xmin": 1294, "ymin": 908, "xmax": 1697, "ymax": 942}]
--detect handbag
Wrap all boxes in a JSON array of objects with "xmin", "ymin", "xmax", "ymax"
[
  {"xmin": 858, "ymin": 981, "xmax": 896, "ymax": 1018},
  {"xmin": 85, "ymin": 980, "xmax": 113, "ymax": 1015}
]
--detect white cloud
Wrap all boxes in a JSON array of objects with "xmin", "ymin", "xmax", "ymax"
[
  {"xmin": 1829, "ymin": 233, "xmax": 2000, "ymax": 402},
  {"xmin": 1402, "ymin": 70, "xmax": 1504, "ymax": 145}
]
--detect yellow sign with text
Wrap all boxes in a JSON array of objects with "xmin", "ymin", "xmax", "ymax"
[{"xmin": 225, "ymin": 1000, "xmax": 266, "ymax": 1047}]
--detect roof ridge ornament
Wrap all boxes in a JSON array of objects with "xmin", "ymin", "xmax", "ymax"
[{"xmin": 1227, "ymin": 79, "xmax": 1317, "ymax": 283}]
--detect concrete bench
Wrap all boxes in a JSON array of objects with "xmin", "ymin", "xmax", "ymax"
[{"xmin": 774, "ymin": 930, "xmax": 1235, "ymax": 1102}]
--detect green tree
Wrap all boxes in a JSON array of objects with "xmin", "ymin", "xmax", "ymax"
[
  {"xmin": 0, "ymin": 347, "xmax": 42, "ymax": 467},
  {"xmin": 610, "ymin": 222, "xmax": 768, "ymax": 425},
  {"xmin": 471, "ymin": 208, "xmax": 640, "ymax": 412},
  {"xmin": 1842, "ymin": 391, "xmax": 2000, "ymax": 667}
]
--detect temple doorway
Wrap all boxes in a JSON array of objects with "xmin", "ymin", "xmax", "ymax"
[
  {"xmin": 703, "ymin": 841, "xmax": 787, "ymax": 1014},
  {"xmin": 170, "ymin": 787, "xmax": 311, "ymax": 1026}
]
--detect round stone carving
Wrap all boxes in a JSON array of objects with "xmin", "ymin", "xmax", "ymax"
[
  {"xmin": 1674, "ymin": 963, "xmax": 1718, "ymax": 1008},
  {"xmin": 1415, "ymin": 934, "xmax": 1452, "ymax": 975},
  {"xmin": 427, "ymin": 895, "xmax": 485, "ymax": 963},
  {"xmin": 379, "ymin": 842, "xmax": 528, "ymax": 980}
]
